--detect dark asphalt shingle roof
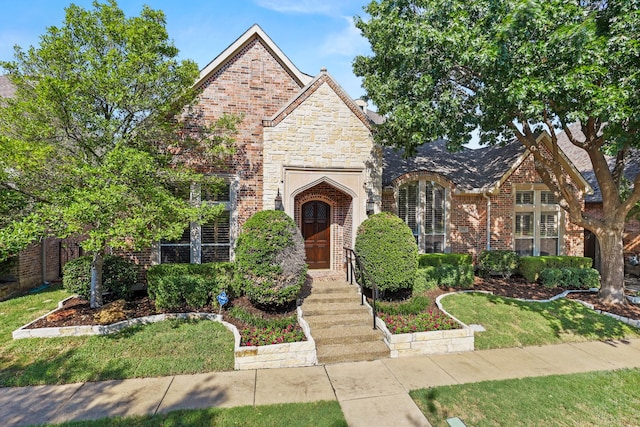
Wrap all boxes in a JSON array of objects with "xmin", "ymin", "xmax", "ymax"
[{"xmin": 382, "ymin": 139, "xmax": 526, "ymax": 192}]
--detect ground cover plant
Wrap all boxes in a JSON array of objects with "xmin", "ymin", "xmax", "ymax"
[
  {"xmin": 0, "ymin": 285, "xmax": 234, "ymax": 387},
  {"xmin": 411, "ymin": 369, "xmax": 640, "ymax": 426},
  {"xmin": 48, "ymin": 401, "xmax": 347, "ymax": 427},
  {"xmin": 439, "ymin": 292, "xmax": 640, "ymax": 350},
  {"xmin": 226, "ymin": 304, "xmax": 305, "ymax": 347}
]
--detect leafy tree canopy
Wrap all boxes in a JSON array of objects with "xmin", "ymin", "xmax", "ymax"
[
  {"xmin": 354, "ymin": 0, "xmax": 639, "ymax": 305},
  {"xmin": 0, "ymin": 0, "xmax": 240, "ymax": 306}
]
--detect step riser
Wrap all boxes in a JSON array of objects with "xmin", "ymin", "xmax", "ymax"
[
  {"xmin": 303, "ymin": 308, "xmax": 366, "ymax": 316},
  {"xmin": 318, "ymin": 351, "xmax": 390, "ymax": 364},
  {"xmin": 304, "ymin": 295, "xmax": 359, "ymax": 303},
  {"xmin": 314, "ymin": 335, "xmax": 381, "ymax": 346}
]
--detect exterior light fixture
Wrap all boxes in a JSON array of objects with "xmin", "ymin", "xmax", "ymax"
[
  {"xmin": 366, "ymin": 197, "xmax": 375, "ymax": 216},
  {"xmin": 275, "ymin": 189, "xmax": 284, "ymax": 211}
]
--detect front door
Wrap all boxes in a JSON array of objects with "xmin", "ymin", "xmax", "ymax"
[{"xmin": 302, "ymin": 201, "xmax": 330, "ymax": 269}]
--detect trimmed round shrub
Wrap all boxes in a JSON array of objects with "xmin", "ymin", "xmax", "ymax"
[
  {"xmin": 354, "ymin": 212, "xmax": 418, "ymax": 297},
  {"xmin": 63, "ymin": 255, "xmax": 137, "ymax": 300},
  {"xmin": 477, "ymin": 250, "xmax": 518, "ymax": 278},
  {"xmin": 235, "ymin": 210, "xmax": 307, "ymax": 309}
]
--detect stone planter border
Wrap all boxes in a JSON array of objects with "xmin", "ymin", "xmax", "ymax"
[
  {"xmin": 361, "ymin": 291, "xmax": 475, "ymax": 357},
  {"xmin": 13, "ymin": 297, "xmax": 317, "ymax": 370}
]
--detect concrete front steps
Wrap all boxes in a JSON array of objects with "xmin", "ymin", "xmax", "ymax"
[{"xmin": 301, "ymin": 278, "xmax": 389, "ymax": 364}]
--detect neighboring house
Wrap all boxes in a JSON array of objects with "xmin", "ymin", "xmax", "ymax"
[
  {"xmin": 557, "ymin": 123, "xmax": 640, "ymax": 269},
  {"xmin": 0, "ymin": 76, "xmax": 83, "ymax": 299}
]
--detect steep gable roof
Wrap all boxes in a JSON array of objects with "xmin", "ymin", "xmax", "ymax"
[
  {"xmin": 262, "ymin": 69, "xmax": 374, "ymax": 131},
  {"xmin": 196, "ymin": 24, "xmax": 313, "ymax": 89}
]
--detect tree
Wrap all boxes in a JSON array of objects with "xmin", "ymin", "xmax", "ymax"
[
  {"xmin": 354, "ymin": 0, "xmax": 640, "ymax": 305},
  {"xmin": 0, "ymin": 1, "xmax": 240, "ymax": 307}
]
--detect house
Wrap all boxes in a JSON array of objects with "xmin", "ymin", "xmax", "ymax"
[
  {"xmin": 139, "ymin": 24, "xmax": 590, "ymax": 273},
  {"xmin": 4, "ymin": 24, "xmax": 636, "ymax": 289}
]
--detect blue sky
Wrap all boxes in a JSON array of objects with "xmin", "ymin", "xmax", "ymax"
[{"xmin": 0, "ymin": 0, "xmax": 373, "ymax": 100}]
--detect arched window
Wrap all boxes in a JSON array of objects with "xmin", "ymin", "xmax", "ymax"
[{"xmin": 398, "ymin": 180, "xmax": 446, "ymax": 253}]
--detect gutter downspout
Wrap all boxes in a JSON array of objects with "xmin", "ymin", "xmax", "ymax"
[{"xmin": 483, "ymin": 193, "xmax": 491, "ymax": 251}]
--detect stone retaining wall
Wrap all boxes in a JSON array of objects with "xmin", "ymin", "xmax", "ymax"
[
  {"xmin": 362, "ymin": 291, "xmax": 475, "ymax": 357},
  {"xmin": 13, "ymin": 299, "xmax": 317, "ymax": 370}
]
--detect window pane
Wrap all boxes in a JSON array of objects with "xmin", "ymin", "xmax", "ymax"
[
  {"xmin": 515, "ymin": 213, "xmax": 534, "ymax": 237},
  {"xmin": 202, "ymin": 246, "xmax": 230, "ymax": 262},
  {"xmin": 540, "ymin": 238, "xmax": 558, "ymax": 256},
  {"xmin": 516, "ymin": 191, "xmax": 534, "ymax": 205},
  {"xmin": 202, "ymin": 212, "xmax": 230, "ymax": 244},
  {"xmin": 425, "ymin": 235, "xmax": 445, "ymax": 253},
  {"xmin": 425, "ymin": 183, "xmax": 445, "ymax": 235},
  {"xmin": 161, "ymin": 227, "xmax": 190, "ymax": 244},
  {"xmin": 202, "ymin": 182, "xmax": 230, "ymax": 202},
  {"xmin": 540, "ymin": 212, "xmax": 558, "ymax": 237},
  {"xmin": 399, "ymin": 183, "xmax": 418, "ymax": 235},
  {"xmin": 541, "ymin": 191, "xmax": 556, "ymax": 205},
  {"xmin": 515, "ymin": 239, "xmax": 534, "ymax": 256},
  {"xmin": 160, "ymin": 246, "xmax": 190, "ymax": 263}
]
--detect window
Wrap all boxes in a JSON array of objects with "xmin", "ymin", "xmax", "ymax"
[
  {"xmin": 160, "ymin": 180, "xmax": 232, "ymax": 263},
  {"xmin": 514, "ymin": 189, "xmax": 561, "ymax": 256},
  {"xmin": 398, "ymin": 180, "xmax": 446, "ymax": 253}
]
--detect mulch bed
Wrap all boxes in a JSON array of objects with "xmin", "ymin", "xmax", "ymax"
[{"xmin": 24, "ymin": 276, "xmax": 640, "ymax": 329}]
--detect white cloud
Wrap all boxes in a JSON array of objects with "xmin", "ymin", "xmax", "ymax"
[
  {"xmin": 253, "ymin": 0, "xmax": 345, "ymax": 15},
  {"xmin": 320, "ymin": 17, "xmax": 369, "ymax": 57}
]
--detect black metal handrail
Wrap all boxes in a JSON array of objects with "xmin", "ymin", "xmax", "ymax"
[{"xmin": 344, "ymin": 247, "xmax": 378, "ymax": 330}]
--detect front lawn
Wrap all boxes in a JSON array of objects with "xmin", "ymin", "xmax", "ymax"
[
  {"xmin": 0, "ymin": 285, "xmax": 234, "ymax": 387},
  {"xmin": 411, "ymin": 368, "xmax": 640, "ymax": 426},
  {"xmin": 47, "ymin": 401, "xmax": 347, "ymax": 427},
  {"xmin": 440, "ymin": 292, "xmax": 640, "ymax": 349}
]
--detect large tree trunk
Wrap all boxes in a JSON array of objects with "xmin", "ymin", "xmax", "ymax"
[
  {"xmin": 596, "ymin": 229, "xmax": 626, "ymax": 305},
  {"xmin": 89, "ymin": 251, "xmax": 104, "ymax": 308}
]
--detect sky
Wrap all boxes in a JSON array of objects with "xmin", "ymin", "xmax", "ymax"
[{"xmin": 0, "ymin": 0, "xmax": 373, "ymax": 101}]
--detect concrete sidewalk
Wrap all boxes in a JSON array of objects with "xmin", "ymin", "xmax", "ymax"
[{"xmin": 3, "ymin": 339, "xmax": 640, "ymax": 427}]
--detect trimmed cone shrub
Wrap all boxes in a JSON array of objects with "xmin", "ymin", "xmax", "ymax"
[
  {"xmin": 63, "ymin": 255, "xmax": 137, "ymax": 300},
  {"xmin": 235, "ymin": 210, "xmax": 307, "ymax": 310},
  {"xmin": 354, "ymin": 212, "xmax": 418, "ymax": 297}
]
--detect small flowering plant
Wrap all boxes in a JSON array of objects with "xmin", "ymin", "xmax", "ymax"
[
  {"xmin": 379, "ymin": 310, "xmax": 460, "ymax": 334},
  {"xmin": 241, "ymin": 324, "xmax": 305, "ymax": 347}
]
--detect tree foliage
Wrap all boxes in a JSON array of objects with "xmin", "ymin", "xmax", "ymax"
[
  {"xmin": 354, "ymin": 0, "xmax": 640, "ymax": 304},
  {"xmin": 0, "ymin": 1, "xmax": 240, "ymax": 306}
]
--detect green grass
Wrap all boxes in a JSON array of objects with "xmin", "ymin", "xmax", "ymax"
[
  {"xmin": 440, "ymin": 292, "xmax": 640, "ymax": 349},
  {"xmin": 411, "ymin": 368, "xmax": 640, "ymax": 426},
  {"xmin": 0, "ymin": 285, "xmax": 235, "ymax": 387},
  {"xmin": 45, "ymin": 401, "xmax": 347, "ymax": 427}
]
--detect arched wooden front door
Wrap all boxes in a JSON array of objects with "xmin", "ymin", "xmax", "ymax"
[{"xmin": 302, "ymin": 201, "xmax": 331, "ymax": 269}]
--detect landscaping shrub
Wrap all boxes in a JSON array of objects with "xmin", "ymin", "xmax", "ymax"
[
  {"xmin": 477, "ymin": 250, "xmax": 518, "ymax": 278},
  {"xmin": 539, "ymin": 267, "xmax": 601, "ymax": 289},
  {"xmin": 437, "ymin": 264, "xmax": 474, "ymax": 288},
  {"xmin": 63, "ymin": 255, "xmax": 137, "ymax": 300},
  {"xmin": 377, "ymin": 295, "xmax": 430, "ymax": 315},
  {"xmin": 418, "ymin": 253, "xmax": 472, "ymax": 267},
  {"xmin": 235, "ymin": 210, "xmax": 306, "ymax": 309},
  {"xmin": 414, "ymin": 267, "xmax": 439, "ymax": 293},
  {"xmin": 146, "ymin": 262, "xmax": 236, "ymax": 304},
  {"xmin": 355, "ymin": 212, "xmax": 418, "ymax": 297},
  {"xmin": 519, "ymin": 256, "xmax": 593, "ymax": 282}
]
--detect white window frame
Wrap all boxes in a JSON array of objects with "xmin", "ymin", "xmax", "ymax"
[
  {"xmin": 514, "ymin": 187, "xmax": 562, "ymax": 256},
  {"xmin": 397, "ymin": 179, "xmax": 448, "ymax": 253},
  {"xmin": 159, "ymin": 175, "xmax": 237, "ymax": 264}
]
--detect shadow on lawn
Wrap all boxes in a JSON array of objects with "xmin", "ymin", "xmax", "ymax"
[{"xmin": 491, "ymin": 294, "xmax": 635, "ymax": 340}]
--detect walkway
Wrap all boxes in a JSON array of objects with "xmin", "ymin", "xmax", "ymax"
[{"xmin": 3, "ymin": 339, "xmax": 640, "ymax": 426}]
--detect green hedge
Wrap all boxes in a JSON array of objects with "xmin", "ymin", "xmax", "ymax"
[
  {"xmin": 63, "ymin": 255, "xmax": 137, "ymax": 300},
  {"xmin": 519, "ymin": 256, "xmax": 593, "ymax": 282},
  {"xmin": 539, "ymin": 267, "xmax": 600, "ymax": 289},
  {"xmin": 414, "ymin": 264, "xmax": 473, "ymax": 291},
  {"xmin": 376, "ymin": 295, "xmax": 430, "ymax": 315},
  {"xmin": 418, "ymin": 253, "xmax": 472, "ymax": 267},
  {"xmin": 477, "ymin": 250, "xmax": 518, "ymax": 278},
  {"xmin": 146, "ymin": 262, "xmax": 235, "ymax": 310},
  {"xmin": 355, "ymin": 212, "xmax": 418, "ymax": 297}
]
